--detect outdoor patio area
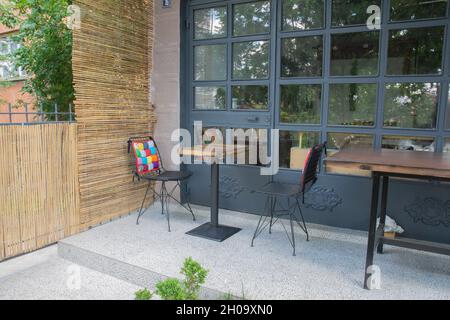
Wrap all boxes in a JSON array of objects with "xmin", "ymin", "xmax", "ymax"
[{"xmin": 2, "ymin": 203, "xmax": 448, "ymax": 300}]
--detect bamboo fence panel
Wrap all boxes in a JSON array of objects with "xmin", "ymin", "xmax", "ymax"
[
  {"xmin": 72, "ymin": 0, "xmax": 155, "ymax": 227},
  {"xmin": 0, "ymin": 124, "xmax": 79, "ymax": 260}
]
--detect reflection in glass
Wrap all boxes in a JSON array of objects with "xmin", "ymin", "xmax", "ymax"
[
  {"xmin": 444, "ymin": 139, "xmax": 450, "ymax": 153},
  {"xmin": 280, "ymin": 131, "xmax": 320, "ymax": 169},
  {"xmin": 384, "ymin": 83, "xmax": 439, "ymax": 129},
  {"xmin": 330, "ymin": 31, "xmax": 379, "ymax": 76},
  {"xmin": 390, "ymin": 0, "xmax": 448, "ymax": 21},
  {"xmin": 332, "ymin": 0, "xmax": 381, "ymax": 26},
  {"xmin": 233, "ymin": 1, "xmax": 271, "ymax": 36},
  {"xmin": 327, "ymin": 133, "xmax": 374, "ymax": 151},
  {"xmin": 280, "ymin": 84, "xmax": 321, "ymax": 124},
  {"xmin": 282, "ymin": 0, "xmax": 324, "ymax": 31},
  {"xmin": 195, "ymin": 87, "xmax": 226, "ymax": 110},
  {"xmin": 233, "ymin": 41, "xmax": 269, "ymax": 80},
  {"xmin": 195, "ymin": 45, "xmax": 226, "ymax": 81},
  {"xmin": 382, "ymin": 136, "xmax": 435, "ymax": 152},
  {"xmin": 232, "ymin": 86, "xmax": 269, "ymax": 110},
  {"xmin": 387, "ymin": 27, "xmax": 445, "ymax": 75},
  {"xmin": 194, "ymin": 7, "xmax": 227, "ymax": 40},
  {"xmin": 328, "ymin": 84, "xmax": 377, "ymax": 127},
  {"xmin": 281, "ymin": 36, "xmax": 323, "ymax": 77},
  {"xmin": 230, "ymin": 128, "xmax": 266, "ymax": 166},
  {"xmin": 447, "ymin": 85, "xmax": 450, "ymax": 129}
]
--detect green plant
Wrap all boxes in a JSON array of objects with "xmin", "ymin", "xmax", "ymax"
[
  {"xmin": 181, "ymin": 257, "xmax": 208, "ymax": 300},
  {"xmin": 0, "ymin": 0, "xmax": 74, "ymax": 119},
  {"xmin": 155, "ymin": 257, "xmax": 209, "ymax": 300},
  {"xmin": 156, "ymin": 278, "xmax": 186, "ymax": 301},
  {"xmin": 134, "ymin": 288, "xmax": 153, "ymax": 301}
]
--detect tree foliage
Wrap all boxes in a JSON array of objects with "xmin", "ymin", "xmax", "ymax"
[{"xmin": 0, "ymin": 0, "xmax": 74, "ymax": 118}]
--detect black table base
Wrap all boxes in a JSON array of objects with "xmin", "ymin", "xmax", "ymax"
[
  {"xmin": 186, "ymin": 162, "xmax": 241, "ymax": 242},
  {"xmin": 186, "ymin": 222, "xmax": 241, "ymax": 242}
]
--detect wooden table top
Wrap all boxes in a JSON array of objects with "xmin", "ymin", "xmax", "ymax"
[
  {"xmin": 179, "ymin": 144, "xmax": 247, "ymax": 158},
  {"xmin": 325, "ymin": 149, "xmax": 450, "ymax": 179}
]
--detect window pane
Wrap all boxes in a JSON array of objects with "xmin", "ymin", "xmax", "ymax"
[
  {"xmin": 230, "ymin": 128, "xmax": 266, "ymax": 166},
  {"xmin": 387, "ymin": 27, "xmax": 445, "ymax": 75},
  {"xmin": 233, "ymin": 41, "xmax": 269, "ymax": 80},
  {"xmin": 384, "ymin": 83, "xmax": 439, "ymax": 129},
  {"xmin": 280, "ymin": 84, "xmax": 321, "ymax": 124},
  {"xmin": 233, "ymin": 1, "xmax": 271, "ymax": 36},
  {"xmin": 382, "ymin": 136, "xmax": 435, "ymax": 152},
  {"xmin": 195, "ymin": 45, "xmax": 226, "ymax": 81},
  {"xmin": 281, "ymin": 36, "xmax": 323, "ymax": 77},
  {"xmin": 195, "ymin": 87, "xmax": 226, "ymax": 110},
  {"xmin": 446, "ymin": 85, "xmax": 450, "ymax": 129},
  {"xmin": 280, "ymin": 131, "xmax": 320, "ymax": 169},
  {"xmin": 327, "ymin": 133, "xmax": 374, "ymax": 152},
  {"xmin": 390, "ymin": 0, "xmax": 448, "ymax": 21},
  {"xmin": 330, "ymin": 31, "xmax": 379, "ymax": 76},
  {"xmin": 328, "ymin": 83, "xmax": 377, "ymax": 127},
  {"xmin": 332, "ymin": 0, "xmax": 381, "ymax": 26},
  {"xmin": 194, "ymin": 6, "xmax": 227, "ymax": 40},
  {"xmin": 444, "ymin": 139, "xmax": 450, "ymax": 153},
  {"xmin": 282, "ymin": 0, "xmax": 325, "ymax": 31},
  {"xmin": 232, "ymin": 85, "xmax": 269, "ymax": 110}
]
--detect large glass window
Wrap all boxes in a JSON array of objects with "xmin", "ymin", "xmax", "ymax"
[
  {"xmin": 387, "ymin": 27, "xmax": 445, "ymax": 75},
  {"xmin": 330, "ymin": 31, "xmax": 380, "ymax": 76},
  {"xmin": 383, "ymin": 83, "xmax": 439, "ymax": 129},
  {"xmin": 233, "ymin": 41, "xmax": 270, "ymax": 80},
  {"xmin": 328, "ymin": 83, "xmax": 377, "ymax": 127},
  {"xmin": 188, "ymin": 0, "xmax": 450, "ymax": 167},
  {"xmin": 281, "ymin": 0, "xmax": 325, "ymax": 31},
  {"xmin": 444, "ymin": 139, "xmax": 450, "ymax": 153},
  {"xmin": 281, "ymin": 36, "xmax": 323, "ymax": 77},
  {"xmin": 194, "ymin": 6, "xmax": 227, "ymax": 40},
  {"xmin": 390, "ymin": 0, "xmax": 448, "ymax": 21},
  {"xmin": 280, "ymin": 84, "xmax": 321, "ymax": 124}
]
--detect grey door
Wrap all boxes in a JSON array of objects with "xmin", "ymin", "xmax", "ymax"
[{"xmin": 182, "ymin": 0, "xmax": 450, "ymax": 244}]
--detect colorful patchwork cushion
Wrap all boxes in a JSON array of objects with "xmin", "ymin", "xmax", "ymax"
[{"xmin": 132, "ymin": 140, "xmax": 160, "ymax": 175}]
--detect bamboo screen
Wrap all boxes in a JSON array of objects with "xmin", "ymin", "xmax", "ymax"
[
  {"xmin": 72, "ymin": 0, "xmax": 155, "ymax": 227},
  {"xmin": 0, "ymin": 124, "xmax": 79, "ymax": 260}
]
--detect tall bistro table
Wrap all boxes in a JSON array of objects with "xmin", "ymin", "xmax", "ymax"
[
  {"xmin": 325, "ymin": 149, "xmax": 450, "ymax": 289},
  {"xmin": 180, "ymin": 144, "xmax": 246, "ymax": 242}
]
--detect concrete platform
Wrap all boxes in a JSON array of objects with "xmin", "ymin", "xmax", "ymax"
[{"xmin": 59, "ymin": 203, "xmax": 450, "ymax": 300}]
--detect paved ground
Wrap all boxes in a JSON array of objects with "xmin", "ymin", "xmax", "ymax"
[
  {"xmin": 59, "ymin": 204, "xmax": 450, "ymax": 300},
  {"xmin": 0, "ymin": 246, "xmax": 139, "ymax": 300}
]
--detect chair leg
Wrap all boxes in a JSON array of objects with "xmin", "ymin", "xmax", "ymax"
[
  {"xmin": 137, "ymin": 181, "xmax": 152, "ymax": 225},
  {"xmin": 269, "ymin": 196, "xmax": 276, "ymax": 234},
  {"xmin": 289, "ymin": 210, "xmax": 296, "ymax": 257},
  {"xmin": 251, "ymin": 215, "xmax": 264, "ymax": 247},
  {"xmin": 161, "ymin": 182, "xmax": 171, "ymax": 232},
  {"xmin": 295, "ymin": 198, "xmax": 310, "ymax": 242}
]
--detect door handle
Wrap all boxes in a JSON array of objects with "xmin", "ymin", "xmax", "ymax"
[{"xmin": 247, "ymin": 116, "xmax": 259, "ymax": 122}]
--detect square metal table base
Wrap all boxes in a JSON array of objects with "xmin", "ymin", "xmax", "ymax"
[{"xmin": 186, "ymin": 223, "xmax": 242, "ymax": 242}]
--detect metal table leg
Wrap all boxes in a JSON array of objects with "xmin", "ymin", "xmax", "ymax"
[
  {"xmin": 364, "ymin": 172, "xmax": 380, "ymax": 289},
  {"xmin": 377, "ymin": 176, "xmax": 389, "ymax": 254},
  {"xmin": 186, "ymin": 163, "xmax": 241, "ymax": 242}
]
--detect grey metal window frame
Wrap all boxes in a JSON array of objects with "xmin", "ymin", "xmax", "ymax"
[{"xmin": 184, "ymin": 0, "xmax": 450, "ymax": 171}]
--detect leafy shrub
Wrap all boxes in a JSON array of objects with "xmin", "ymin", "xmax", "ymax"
[
  {"xmin": 155, "ymin": 257, "xmax": 208, "ymax": 300},
  {"xmin": 135, "ymin": 288, "xmax": 153, "ymax": 301}
]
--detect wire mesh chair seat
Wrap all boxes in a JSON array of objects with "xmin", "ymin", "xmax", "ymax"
[
  {"xmin": 251, "ymin": 142, "xmax": 327, "ymax": 256},
  {"xmin": 128, "ymin": 136, "xmax": 196, "ymax": 232}
]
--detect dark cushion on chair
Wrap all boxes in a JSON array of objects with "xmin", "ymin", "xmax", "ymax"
[
  {"xmin": 141, "ymin": 170, "xmax": 192, "ymax": 182},
  {"xmin": 253, "ymin": 181, "xmax": 302, "ymax": 197}
]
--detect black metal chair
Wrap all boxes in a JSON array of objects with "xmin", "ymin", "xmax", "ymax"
[
  {"xmin": 251, "ymin": 142, "xmax": 327, "ymax": 256},
  {"xmin": 127, "ymin": 136, "xmax": 196, "ymax": 232}
]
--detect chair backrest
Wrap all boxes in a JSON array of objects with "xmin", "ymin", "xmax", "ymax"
[
  {"xmin": 127, "ymin": 136, "xmax": 162, "ymax": 176},
  {"xmin": 301, "ymin": 142, "xmax": 327, "ymax": 194}
]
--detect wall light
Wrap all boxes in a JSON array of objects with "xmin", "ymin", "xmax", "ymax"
[{"xmin": 162, "ymin": 0, "xmax": 172, "ymax": 8}]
